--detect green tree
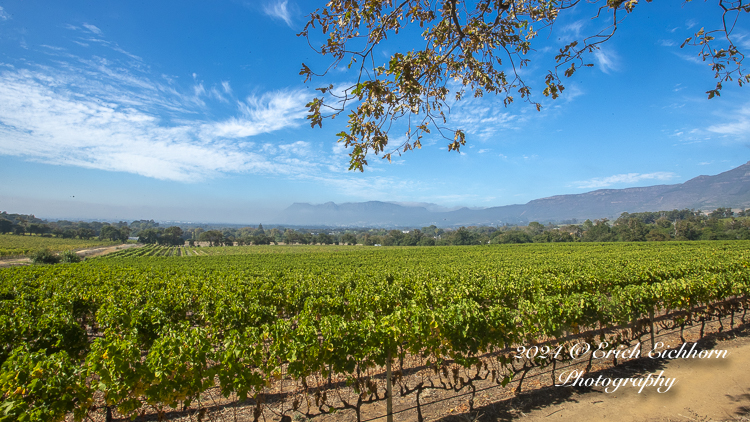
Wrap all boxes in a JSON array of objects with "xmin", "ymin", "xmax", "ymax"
[
  {"xmin": 161, "ymin": 226, "xmax": 185, "ymax": 246},
  {"xmin": 283, "ymin": 229, "xmax": 302, "ymax": 245},
  {"xmin": 341, "ymin": 233, "xmax": 358, "ymax": 245},
  {"xmin": 100, "ymin": 225, "xmax": 122, "ymax": 242},
  {"xmin": 76, "ymin": 228, "xmax": 96, "ymax": 240},
  {"xmin": 138, "ymin": 228, "xmax": 161, "ymax": 244},
  {"xmin": 614, "ymin": 217, "xmax": 648, "ymax": 242},
  {"xmin": 492, "ymin": 230, "xmax": 532, "ymax": 244},
  {"xmin": 118, "ymin": 226, "xmax": 131, "ymax": 242},
  {"xmin": 0, "ymin": 218, "xmax": 13, "ymax": 234},
  {"xmin": 315, "ymin": 232, "xmax": 334, "ymax": 245},
  {"xmin": 646, "ymin": 228, "xmax": 671, "ymax": 242},
  {"xmin": 382, "ymin": 230, "xmax": 405, "ymax": 246},
  {"xmin": 675, "ymin": 220, "xmax": 702, "ymax": 241},
  {"xmin": 533, "ymin": 230, "xmax": 573, "ymax": 243},
  {"xmin": 27, "ymin": 223, "xmax": 43, "ymax": 236},
  {"xmin": 31, "ymin": 248, "xmax": 60, "ymax": 265},
  {"xmin": 526, "ymin": 222, "xmax": 545, "ymax": 236},
  {"xmin": 418, "ymin": 236, "xmax": 436, "ymax": 246},
  {"xmin": 449, "ymin": 227, "xmax": 478, "ymax": 245},
  {"xmin": 60, "ymin": 250, "xmax": 82, "ymax": 264},
  {"xmin": 268, "ymin": 228, "xmax": 282, "ymax": 244},
  {"xmin": 300, "ymin": 0, "xmax": 748, "ymax": 170},
  {"xmin": 709, "ymin": 207, "xmax": 734, "ymax": 219},
  {"xmin": 198, "ymin": 230, "xmax": 224, "ymax": 246},
  {"xmin": 581, "ymin": 219, "xmax": 616, "ymax": 242}
]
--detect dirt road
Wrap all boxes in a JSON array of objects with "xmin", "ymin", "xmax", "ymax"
[{"xmin": 0, "ymin": 243, "xmax": 140, "ymax": 267}]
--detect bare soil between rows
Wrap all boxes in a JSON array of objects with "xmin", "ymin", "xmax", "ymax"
[{"xmin": 0, "ymin": 243, "xmax": 139, "ymax": 267}]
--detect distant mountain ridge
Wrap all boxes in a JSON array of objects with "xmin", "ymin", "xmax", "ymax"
[{"xmin": 277, "ymin": 162, "xmax": 750, "ymax": 227}]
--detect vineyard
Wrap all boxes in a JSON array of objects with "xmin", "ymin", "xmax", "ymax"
[
  {"xmin": 0, "ymin": 235, "xmax": 120, "ymax": 258},
  {"xmin": 1, "ymin": 241, "xmax": 749, "ymax": 421},
  {"xmin": 100, "ymin": 244, "xmax": 363, "ymax": 259}
]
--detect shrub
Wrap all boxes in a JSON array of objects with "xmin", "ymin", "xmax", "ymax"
[
  {"xmin": 31, "ymin": 248, "xmax": 60, "ymax": 265},
  {"xmin": 60, "ymin": 250, "xmax": 81, "ymax": 263}
]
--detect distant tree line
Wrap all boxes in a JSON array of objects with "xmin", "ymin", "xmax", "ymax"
[
  {"xmin": 2, "ymin": 208, "xmax": 749, "ymax": 247},
  {"xmin": 174, "ymin": 208, "xmax": 750, "ymax": 246},
  {"xmin": 0, "ymin": 212, "xmax": 130, "ymax": 242}
]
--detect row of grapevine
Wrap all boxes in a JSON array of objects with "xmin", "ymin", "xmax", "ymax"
[
  {"xmin": 1, "ymin": 241, "xmax": 749, "ymax": 421},
  {"xmin": 97, "ymin": 245, "xmax": 209, "ymax": 260}
]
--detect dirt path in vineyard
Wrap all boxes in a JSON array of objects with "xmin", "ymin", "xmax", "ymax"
[{"xmin": 0, "ymin": 243, "xmax": 140, "ymax": 267}]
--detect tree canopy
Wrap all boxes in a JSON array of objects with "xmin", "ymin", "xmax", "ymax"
[{"xmin": 299, "ymin": 0, "xmax": 749, "ymax": 171}]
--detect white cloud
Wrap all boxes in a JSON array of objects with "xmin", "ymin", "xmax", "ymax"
[
  {"xmin": 707, "ymin": 105, "xmax": 750, "ymax": 137},
  {"xmin": 675, "ymin": 52, "xmax": 703, "ymax": 64},
  {"xmin": 561, "ymin": 20, "xmax": 585, "ymax": 38},
  {"xmin": 572, "ymin": 172, "xmax": 677, "ymax": 189},
  {"xmin": 205, "ymin": 90, "xmax": 308, "ymax": 139},
  {"xmin": 658, "ymin": 39, "xmax": 676, "ymax": 47},
  {"xmin": 732, "ymin": 32, "xmax": 750, "ymax": 50},
  {"xmin": 0, "ymin": 6, "xmax": 10, "ymax": 20},
  {"xmin": 562, "ymin": 85, "xmax": 584, "ymax": 103},
  {"xmin": 593, "ymin": 46, "xmax": 620, "ymax": 74},
  {"xmin": 0, "ymin": 57, "xmax": 313, "ymax": 182},
  {"xmin": 222, "ymin": 81, "xmax": 232, "ymax": 94},
  {"xmin": 449, "ymin": 97, "xmax": 519, "ymax": 138},
  {"xmin": 82, "ymin": 23, "xmax": 103, "ymax": 35},
  {"xmin": 193, "ymin": 83, "xmax": 206, "ymax": 97},
  {"xmin": 264, "ymin": 1, "xmax": 294, "ymax": 27},
  {"xmin": 209, "ymin": 87, "xmax": 228, "ymax": 103},
  {"xmin": 63, "ymin": 24, "xmax": 145, "ymax": 62}
]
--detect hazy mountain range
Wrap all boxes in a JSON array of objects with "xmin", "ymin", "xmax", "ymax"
[{"xmin": 278, "ymin": 162, "xmax": 750, "ymax": 227}]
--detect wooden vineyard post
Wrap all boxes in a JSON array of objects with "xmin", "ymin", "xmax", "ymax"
[
  {"xmin": 649, "ymin": 308, "xmax": 655, "ymax": 351},
  {"xmin": 386, "ymin": 350, "xmax": 393, "ymax": 422}
]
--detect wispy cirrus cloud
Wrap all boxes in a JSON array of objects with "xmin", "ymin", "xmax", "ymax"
[
  {"xmin": 263, "ymin": 1, "xmax": 294, "ymax": 27},
  {"xmin": 734, "ymin": 32, "xmax": 750, "ymax": 50},
  {"xmin": 0, "ymin": 6, "xmax": 10, "ymax": 20},
  {"xmin": 675, "ymin": 52, "xmax": 703, "ymax": 64},
  {"xmin": 449, "ymin": 96, "xmax": 521, "ymax": 139},
  {"xmin": 64, "ymin": 23, "xmax": 145, "ymax": 62},
  {"xmin": 707, "ymin": 104, "xmax": 750, "ymax": 137},
  {"xmin": 82, "ymin": 23, "xmax": 103, "ymax": 35},
  {"xmin": 560, "ymin": 20, "xmax": 586, "ymax": 38},
  {"xmin": 203, "ymin": 90, "xmax": 308, "ymax": 139},
  {"xmin": 593, "ymin": 46, "xmax": 620, "ymax": 74},
  {"xmin": 572, "ymin": 172, "xmax": 677, "ymax": 189},
  {"xmin": 0, "ymin": 35, "xmax": 315, "ymax": 182},
  {"xmin": 658, "ymin": 39, "xmax": 676, "ymax": 47}
]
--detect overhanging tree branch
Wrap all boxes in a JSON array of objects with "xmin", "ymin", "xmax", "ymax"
[{"xmin": 298, "ymin": 0, "xmax": 748, "ymax": 171}]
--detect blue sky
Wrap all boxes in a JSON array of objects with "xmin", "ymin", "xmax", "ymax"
[{"xmin": 0, "ymin": 0, "xmax": 748, "ymax": 224}]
